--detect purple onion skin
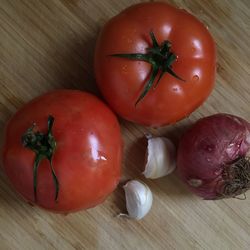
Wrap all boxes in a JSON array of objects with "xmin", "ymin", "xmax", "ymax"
[{"xmin": 177, "ymin": 114, "xmax": 250, "ymax": 199}]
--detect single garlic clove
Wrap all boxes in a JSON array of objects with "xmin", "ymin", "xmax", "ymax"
[
  {"xmin": 123, "ymin": 180, "xmax": 153, "ymax": 220},
  {"xmin": 143, "ymin": 136, "xmax": 176, "ymax": 179}
]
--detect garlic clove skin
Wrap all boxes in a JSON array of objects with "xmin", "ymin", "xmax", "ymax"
[
  {"xmin": 143, "ymin": 137, "xmax": 176, "ymax": 179},
  {"xmin": 123, "ymin": 180, "xmax": 153, "ymax": 220}
]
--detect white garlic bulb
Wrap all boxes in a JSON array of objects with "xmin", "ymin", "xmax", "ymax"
[
  {"xmin": 143, "ymin": 136, "xmax": 176, "ymax": 179},
  {"xmin": 122, "ymin": 180, "xmax": 153, "ymax": 220}
]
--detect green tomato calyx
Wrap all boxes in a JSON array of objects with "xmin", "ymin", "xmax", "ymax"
[
  {"xmin": 22, "ymin": 115, "xmax": 59, "ymax": 202},
  {"xmin": 110, "ymin": 31, "xmax": 185, "ymax": 105}
]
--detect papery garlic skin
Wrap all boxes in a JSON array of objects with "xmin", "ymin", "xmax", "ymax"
[
  {"xmin": 123, "ymin": 180, "xmax": 153, "ymax": 220},
  {"xmin": 143, "ymin": 137, "xmax": 176, "ymax": 179}
]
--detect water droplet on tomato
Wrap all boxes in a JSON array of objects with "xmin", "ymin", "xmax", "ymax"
[
  {"xmin": 122, "ymin": 65, "xmax": 128, "ymax": 73},
  {"xmin": 100, "ymin": 155, "xmax": 107, "ymax": 161},
  {"xmin": 192, "ymin": 75, "xmax": 199, "ymax": 82},
  {"xmin": 127, "ymin": 38, "xmax": 132, "ymax": 44}
]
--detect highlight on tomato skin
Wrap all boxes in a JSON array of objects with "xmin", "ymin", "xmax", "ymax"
[
  {"xmin": 94, "ymin": 2, "xmax": 216, "ymax": 127},
  {"xmin": 177, "ymin": 114, "xmax": 250, "ymax": 199},
  {"xmin": 2, "ymin": 90, "xmax": 123, "ymax": 213}
]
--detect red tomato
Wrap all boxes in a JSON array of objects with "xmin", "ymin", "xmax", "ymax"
[
  {"xmin": 94, "ymin": 2, "xmax": 216, "ymax": 127},
  {"xmin": 2, "ymin": 90, "xmax": 122, "ymax": 213}
]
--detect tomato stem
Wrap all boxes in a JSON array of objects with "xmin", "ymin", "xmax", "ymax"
[
  {"xmin": 110, "ymin": 31, "xmax": 185, "ymax": 105},
  {"xmin": 22, "ymin": 115, "xmax": 59, "ymax": 202}
]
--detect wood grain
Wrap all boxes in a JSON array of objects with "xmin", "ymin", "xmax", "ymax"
[{"xmin": 1, "ymin": 0, "xmax": 250, "ymax": 249}]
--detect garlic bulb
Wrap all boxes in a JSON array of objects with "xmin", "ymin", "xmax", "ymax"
[
  {"xmin": 122, "ymin": 180, "xmax": 153, "ymax": 220},
  {"xmin": 143, "ymin": 136, "xmax": 176, "ymax": 179}
]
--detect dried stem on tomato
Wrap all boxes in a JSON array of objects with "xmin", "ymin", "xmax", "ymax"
[
  {"xmin": 110, "ymin": 31, "xmax": 185, "ymax": 105},
  {"xmin": 22, "ymin": 115, "xmax": 59, "ymax": 202}
]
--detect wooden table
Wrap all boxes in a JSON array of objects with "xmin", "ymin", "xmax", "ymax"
[{"xmin": 1, "ymin": 0, "xmax": 250, "ymax": 249}]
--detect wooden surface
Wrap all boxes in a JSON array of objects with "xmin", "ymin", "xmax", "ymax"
[{"xmin": 1, "ymin": 0, "xmax": 250, "ymax": 249}]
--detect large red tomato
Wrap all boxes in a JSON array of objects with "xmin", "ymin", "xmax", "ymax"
[
  {"xmin": 2, "ymin": 90, "xmax": 122, "ymax": 213},
  {"xmin": 94, "ymin": 2, "xmax": 216, "ymax": 127}
]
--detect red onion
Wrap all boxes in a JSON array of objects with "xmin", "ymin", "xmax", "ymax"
[{"xmin": 177, "ymin": 114, "xmax": 250, "ymax": 199}]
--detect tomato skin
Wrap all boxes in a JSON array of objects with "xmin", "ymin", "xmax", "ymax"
[
  {"xmin": 94, "ymin": 2, "xmax": 216, "ymax": 127},
  {"xmin": 2, "ymin": 90, "xmax": 122, "ymax": 213}
]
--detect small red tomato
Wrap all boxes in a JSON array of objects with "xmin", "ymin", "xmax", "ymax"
[
  {"xmin": 2, "ymin": 90, "xmax": 122, "ymax": 213},
  {"xmin": 95, "ymin": 2, "xmax": 216, "ymax": 126}
]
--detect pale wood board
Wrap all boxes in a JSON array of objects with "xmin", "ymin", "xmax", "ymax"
[{"xmin": 1, "ymin": 0, "xmax": 250, "ymax": 249}]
